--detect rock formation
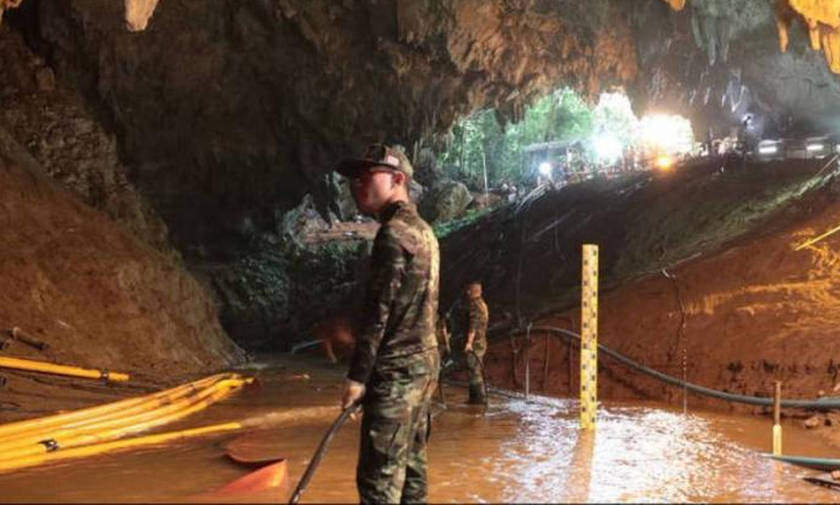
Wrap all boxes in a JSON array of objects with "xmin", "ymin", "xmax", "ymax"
[
  {"xmin": 124, "ymin": 0, "xmax": 160, "ymax": 32},
  {"xmin": 5, "ymin": 0, "xmax": 840, "ymax": 350}
]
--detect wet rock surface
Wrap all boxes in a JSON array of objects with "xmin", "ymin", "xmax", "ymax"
[{"xmin": 201, "ymin": 234, "xmax": 370, "ymax": 351}]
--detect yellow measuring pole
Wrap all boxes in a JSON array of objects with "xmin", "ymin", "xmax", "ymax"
[
  {"xmin": 773, "ymin": 381, "xmax": 782, "ymax": 456},
  {"xmin": 580, "ymin": 244, "xmax": 599, "ymax": 430}
]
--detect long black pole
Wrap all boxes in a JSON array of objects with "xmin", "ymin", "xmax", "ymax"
[{"xmin": 288, "ymin": 402, "xmax": 361, "ymax": 504}]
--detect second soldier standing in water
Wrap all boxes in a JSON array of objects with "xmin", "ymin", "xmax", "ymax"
[{"xmin": 463, "ymin": 281, "xmax": 489, "ymax": 404}]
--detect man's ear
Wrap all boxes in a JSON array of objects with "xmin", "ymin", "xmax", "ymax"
[{"xmin": 392, "ymin": 171, "xmax": 406, "ymax": 187}]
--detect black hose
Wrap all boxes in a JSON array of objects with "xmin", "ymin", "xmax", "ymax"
[
  {"xmin": 288, "ymin": 402, "xmax": 361, "ymax": 504},
  {"xmin": 515, "ymin": 326, "xmax": 840, "ymax": 409}
]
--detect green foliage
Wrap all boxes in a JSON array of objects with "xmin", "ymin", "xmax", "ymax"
[
  {"xmin": 438, "ymin": 88, "xmax": 595, "ymax": 188},
  {"xmin": 438, "ymin": 89, "xmax": 656, "ymax": 188},
  {"xmin": 592, "ymin": 92, "xmax": 637, "ymax": 145},
  {"xmin": 432, "ymin": 206, "xmax": 494, "ymax": 239}
]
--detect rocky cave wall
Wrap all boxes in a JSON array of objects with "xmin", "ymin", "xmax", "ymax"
[
  {"xmin": 3, "ymin": 0, "xmax": 640, "ymax": 256},
  {"xmin": 5, "ymin": 0, "xmax": 840, "ymax": 255},
  {"xmin": 0, "ymin": 24, "xmax": 171, "ymax": 252},
  {"xmin": 7, "ymin": 0, "xmax": 840, "ymax": 350},
  {"xmin": 645, "ymin": 0, "xmax": 840, "ymax": 138}
]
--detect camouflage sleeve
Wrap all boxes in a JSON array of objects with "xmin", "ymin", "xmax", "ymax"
[
  {"xmin": 347, "ymin": 225, "xmax": 406, "ymax": 384},
  {"xmin": 468, "ymin": 300, "xmax": 485, "ymax": 332}
]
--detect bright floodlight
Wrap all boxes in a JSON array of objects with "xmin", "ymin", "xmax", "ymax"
[
  {"xmin": 807, "ymin": 143, "xmax": 825, "ymax": 152},
  {"xmin": 654, "ymin": 154, "xmax": 674, "ymax": 170},
  {"xmin": 758, "ymin": 145, "xmax": 778, "ymax": 155},
  {"xmin": 538, "ymin": 162, "xmax": 552, "ymax": 177},
  {"xmin": 639, "ymin": 114, "xmax": 694, "ymax": 154},
  {"xmin": 593, "ymin": 134, "xmax": 623, "ymax": 162}
]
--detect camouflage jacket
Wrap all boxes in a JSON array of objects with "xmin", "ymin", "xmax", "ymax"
[
  {"xmin": 467, "ymin": 296, "xmax": 489, "ymax": 351},
  {"xmin": 347, "ymin": 201, "xmax": 440, "ymax": 384}
]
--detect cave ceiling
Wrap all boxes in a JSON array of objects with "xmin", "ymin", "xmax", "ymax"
[{"xmin": 3, "ymin": 0, "xmax": 840, "ymax": 248}]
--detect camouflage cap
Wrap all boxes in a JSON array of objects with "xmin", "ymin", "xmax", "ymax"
[{"xmin": 336, "ymin": 143, "xmax": 414, "ymax": 179}]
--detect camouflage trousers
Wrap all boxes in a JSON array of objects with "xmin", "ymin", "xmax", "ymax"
[
  {"xmin": 466, "ymin": 347, "xmax": 486, "ymax": 388},
  {"xmin": 358, "ymin": 351, "xmax": 439, "ymax": 504}
]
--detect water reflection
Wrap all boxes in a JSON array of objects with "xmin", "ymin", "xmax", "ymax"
[
  {"xmin": 486, "ymin": 400, "xmax": 833, "ymax": 503},
  {"xmin": 563, "ymin": 429, "xmax": 595, "ymax": 503},
  {"xmin": 0, "ymin": 361, "xmax": 836, "ymax": 503}
]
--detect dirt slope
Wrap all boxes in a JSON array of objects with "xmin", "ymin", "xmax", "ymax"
[
  {"xmin": 462, "ymin": 158, "xmax": 840, "ymax": 441},
  {"xmin": 0, "ymin": 126, "xmax": 245, "ymax": 421}
]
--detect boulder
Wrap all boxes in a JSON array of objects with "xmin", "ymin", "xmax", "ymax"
[
  {"xmin": 278, "ymin": 194, "xmax": 329, "ymax": 245},
  {"xmin": 420, "ymin": 180, "xmax": 473, "ymax": 223}
]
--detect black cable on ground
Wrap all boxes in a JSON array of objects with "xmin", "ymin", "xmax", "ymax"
[{"xmin": 513, "ymin": 326, "xmax": 840, "ymax": 409}]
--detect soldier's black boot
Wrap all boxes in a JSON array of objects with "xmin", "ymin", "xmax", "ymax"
[
  {"xmin": 467, "ymin": 383, "xmax": 483, "ymax": 404},
  {"xmin": 477, "ymin": 386, "xmax": 487, "ymax": 405}
]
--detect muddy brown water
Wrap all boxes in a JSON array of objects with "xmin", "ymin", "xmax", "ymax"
[{"xmin": 0, "ymin": 356, "xmax": 837, "ymax": 503}]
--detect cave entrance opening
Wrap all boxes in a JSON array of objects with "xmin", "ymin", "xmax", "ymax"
[{"xmin": 437, "ymin": 89, "xmax": 695, "ymax": 195}]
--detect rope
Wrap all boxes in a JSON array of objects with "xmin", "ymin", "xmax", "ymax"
[{"xmin": 513, "ymin": 326, "xmax": 840, "ymax": 409}]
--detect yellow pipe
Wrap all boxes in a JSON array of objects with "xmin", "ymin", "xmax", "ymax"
[
  {"xmin": 0, "ymin": 356, "xmax": 130, "ymax": 382},
  {"xmin": 0, "ymin": 421, "xmax": 243, "ymax": 474},
  {"xmin": 0, "ymin": 379, "xmax": 219, "ymax": 453},
  {"xmin": 0, "ymin": 379, "xmax": 247, "ymax": 458},
  {"xmin": 0, "ymin": 374, "xmax": 238, "ymax": 443},
  {"xmin": 0, "ymin": 373, "xmax": 235, "ymax": 441}
]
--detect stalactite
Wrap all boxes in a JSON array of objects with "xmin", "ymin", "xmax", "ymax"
[
  {"xmin": 776, "ymin": 18, "xmax": 791, "ymax": 52},
  {"xmin": 0, "ymin": 0, "xmax": 23, "ymax": 25},
  {"xmin": 0, "ymin": 0, "xmax": 160, "ymax": 32},
  {"xmin": 787, "ymin": 0, "xmax": 840, "ymax": 73},
  {"xmin": 789, "ymin": 0, "xmax": 840, "ymax": 26},
  {"xmin": 124, "ymin": 0, "xmax": 161, "ymax": 31},
  {"xmin": 659, "ymin": 0, "xmax": 840, "ymax": 74}
]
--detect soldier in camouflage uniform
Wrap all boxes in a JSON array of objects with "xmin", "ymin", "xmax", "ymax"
[
  {"xmin": 336, "ymin": 144, "xmax": 440, "ymax": 504},
  {"xmin": 463, "ymin": 282, "xmax": 489, "ymax": 404}
]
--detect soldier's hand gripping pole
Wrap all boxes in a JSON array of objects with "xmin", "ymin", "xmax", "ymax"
[{"xmin": 289, "ymin": 400, "xmax": 362, "ymax": 504}]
